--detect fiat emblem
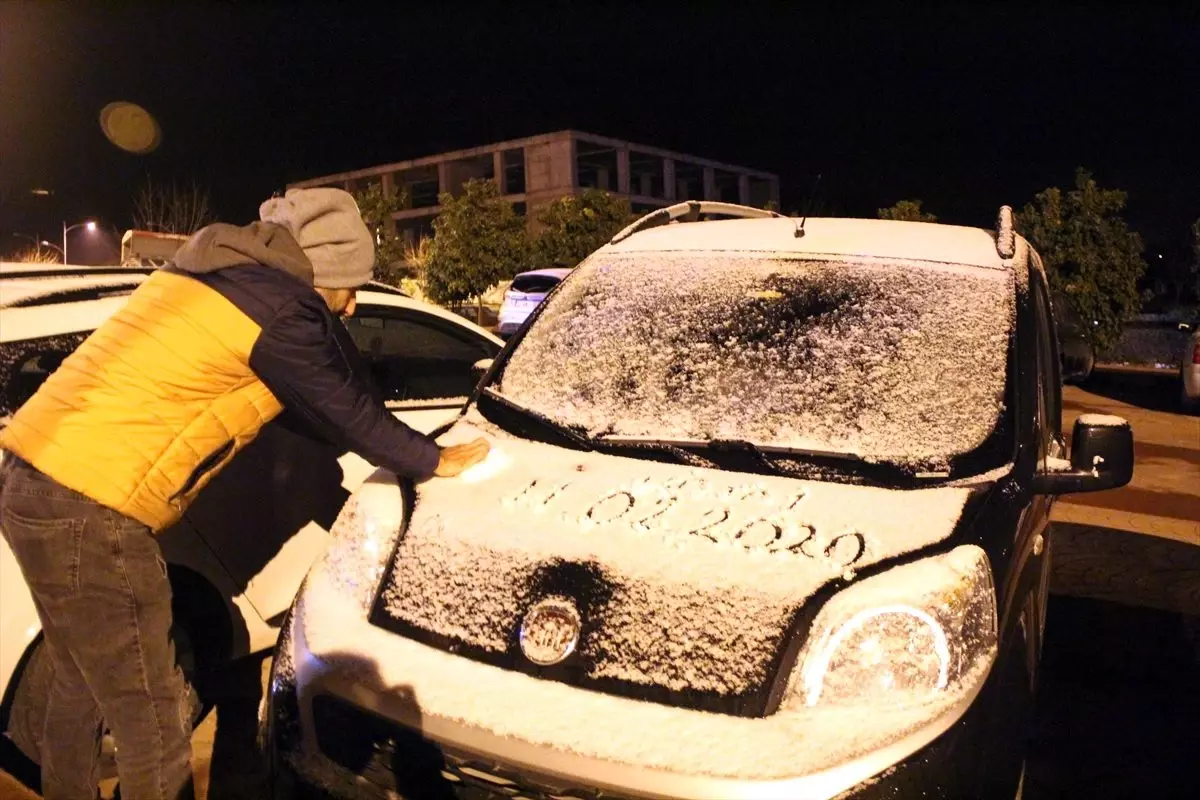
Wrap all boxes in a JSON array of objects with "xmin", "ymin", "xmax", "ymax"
[{"xmin": 519, "ymin": 598, "xmax": 582, "ymax": 666}]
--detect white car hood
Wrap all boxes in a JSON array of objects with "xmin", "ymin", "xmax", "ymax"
[{"xmin": 371, "ymin": 418, "xmax": 972, "ymax": 704}]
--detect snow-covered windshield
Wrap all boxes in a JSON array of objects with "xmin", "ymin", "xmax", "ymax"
[{"xmin": 497, "ymin": 253, "xmax": 1014, "ymax": 469}]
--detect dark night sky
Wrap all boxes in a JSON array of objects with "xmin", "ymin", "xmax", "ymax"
[{"xmin": 2, "ymin": 3, "xmax": 1197, "ymax": 264}]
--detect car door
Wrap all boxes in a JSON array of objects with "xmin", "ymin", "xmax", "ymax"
[
  {"xmin": 1021, "ymin": 266, "xmax": 1063, "ymax": 680},
  {"xmin": 192, "ymin": 302, "xmax": 501, "ymax": 624}
]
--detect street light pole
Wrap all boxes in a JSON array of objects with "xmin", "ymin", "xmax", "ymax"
[{"xmin": 62, "ymin": 219, "xmax": 97, "ymax": 264}]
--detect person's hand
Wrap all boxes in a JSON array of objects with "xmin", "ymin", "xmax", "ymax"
[{"xmin": 433, "ymin": 438, "xmax": 491, "ymax": 477}]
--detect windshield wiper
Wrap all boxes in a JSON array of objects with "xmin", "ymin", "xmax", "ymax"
[
  {"xmin": 480, "ymin": 394, "xmax": 718, "ymax": 468},
  {"xmin": 709, "ymin": 440, "xmax": 946, "ymax": 485},
  {"xmin": 600, "ymin": 436, "xmax": 941, "ymax": 486},
  {"xmin": 479, "ymin": 389, "xmax": 595, "ymax": 451},
  {"xmin": 592, "ymin": 434, "xmax": 719, "ymax": 469},
  {"xmin": 598, "ymin": 435, "xmax": 858, "ymax": 476}
]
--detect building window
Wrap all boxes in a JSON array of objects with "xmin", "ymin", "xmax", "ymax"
[
  {"xmin": 444, "ymin": 154, "xmax": 495, "ymax": 197},
  {"xmin": 629, "ymin": 151, "xmax": 664, "ymax": 199},
  {"xmin": 503, "ymin": 149, "xmax": 526, "ymax": 195},
  {"xmin": 631, "ymin": 201, "xmax": 664, "ymax": 214},
  {"xmin": 575, "ymin": 139, "xmax": 619, "ymax": 191},
  {"xmin": 396, "ymin": 215, "xmax": 436, "ymax": 247},
  {"xmin": 674, "ymin": 161, "xmax": 704, "ymax": 201},
  {"xmin": 713, "ymin": 169, "xmax": 740, "ymax": 203},
  {"xmin": 395, "ymin": 165, "xmax": 441, "ymax": 209},
  {"xmin": 748, "ymin": 176, "xmax": 774, "ymax": 209},
  {"xmin": 347, "ymin": 176, "xmax": 383, "ymax": 197},
  {"xmin": 511, "ymin": 201, "xmax": 527, "ymax": 217}
]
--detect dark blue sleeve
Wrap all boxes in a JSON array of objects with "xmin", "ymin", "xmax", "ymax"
[{"xmin": 248, "ymin": 296, "xmax": 441, "ymax": 481}]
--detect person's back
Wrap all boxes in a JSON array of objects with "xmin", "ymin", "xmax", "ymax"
[
  {"xmin": 0, "ymin": 188, "xmax": 488, "ymax": 799},
  {"xmin": 1, "ymin": 265, "xmax": 285, "ymax": 530}
]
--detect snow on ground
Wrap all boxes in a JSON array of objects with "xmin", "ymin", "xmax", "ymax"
[{"xmin": 500, "ymin": 253, "xmax": 1014, "ymax": 471}]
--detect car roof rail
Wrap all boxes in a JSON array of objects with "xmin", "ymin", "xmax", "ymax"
[
  {"xmin": 995, "ymin": 205, "xmax": 1016, "ymax": 259},
  {"xmin": 609, "ymin": 200, "xmax": 784, "ymax": 245}
]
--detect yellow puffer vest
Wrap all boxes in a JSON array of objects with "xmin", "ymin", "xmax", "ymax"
[{"xmin": 0, "ymin": 270, "xmax": 284, "ymax": 531}]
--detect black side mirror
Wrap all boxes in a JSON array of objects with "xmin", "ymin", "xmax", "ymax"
[{"xmin": 1032, "ymin": 415, "xmax": 1134, "ymax": 495}]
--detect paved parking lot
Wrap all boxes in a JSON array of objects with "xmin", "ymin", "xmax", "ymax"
[
  {"xmin": 5, "ymin": 371, "xmax": 1197, "ymax": 799},
  {"xmin": 1027, "ymin": 372, "xmax": 1199, "ymax": 799}
]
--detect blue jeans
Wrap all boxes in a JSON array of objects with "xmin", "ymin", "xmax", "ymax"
[{"xmin": 0, "ymin": 456, "xmax": 194, "ymax": 800}]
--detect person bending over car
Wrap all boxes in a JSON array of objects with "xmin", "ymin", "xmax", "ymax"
[{"xmin": 0, "ymin": 187, "xmax": 488, "ymax": 799}]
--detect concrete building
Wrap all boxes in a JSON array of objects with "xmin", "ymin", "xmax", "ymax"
[{"xmin": 288, "ymin": 130, "xmax": 780, "ymax": 245}]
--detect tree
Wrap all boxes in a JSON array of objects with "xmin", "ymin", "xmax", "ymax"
[
  {"xmin": 877, "ymin": 199, "xmax": 937, "ymax": 222},
  {"xmin": 424, "ymin": 179, "xmax": 529, "ymax": 323},
  {"xmin": 9, "ymin": 245, "xmax": 60, "ymax": 264},
  {"xmin": 351, "ymin": 182, "xmax": 410, "ymax": 285},
  {"xmin": 131, "ymin": 178, "xmax": 215, "ymax": 234},
  {"xmin": 398, "ymin": 235, "xmax": 433, "ymax": 299},
  {"xmin": 1016, "ymin": 168, "xmax": 1147, "ymax": 354},
  {"xmin": 531, "ymin": 189, "xmax": 635, "ymax": 268}
]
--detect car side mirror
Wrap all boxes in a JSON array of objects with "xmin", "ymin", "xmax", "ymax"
[
  {"xmin": 471, "ymin": 358, "xmax": 494, "ymax": 383},
  {"xmin": 1032, "ymin": 415, "xmax": 1134, "ymax": 495},
  {"xmin": 1060, "ymin": 357, "xmax": 1091, "ymax": 384}
]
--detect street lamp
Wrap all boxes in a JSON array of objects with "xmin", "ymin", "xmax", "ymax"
[{"xmin": 62, "ymin": 220, "xmax": 97, "ymax": 264}]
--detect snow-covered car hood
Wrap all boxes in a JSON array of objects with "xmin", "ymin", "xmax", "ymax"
[{"xmin": 369, "ymin": 419, "xmax": 973, "ymax": 714}]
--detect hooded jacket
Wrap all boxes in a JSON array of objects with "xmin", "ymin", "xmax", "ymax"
[{"xmin": 0, "ymin": 222, "xmax": 440, "ymax": 532}]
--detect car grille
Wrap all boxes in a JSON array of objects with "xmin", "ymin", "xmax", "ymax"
[{"xmin": 311, "ymin": 693, "xmax": 640, "ymax": 800}]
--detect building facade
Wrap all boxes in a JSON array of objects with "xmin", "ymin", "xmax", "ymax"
[{"xmin": 287, "ymin": 130, "xmax": 780, "ymax": 245}]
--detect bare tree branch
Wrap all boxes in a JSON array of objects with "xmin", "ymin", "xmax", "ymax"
[{"xmin": 132, "ymin": 178, "xmax": 216, "ymax": 234}]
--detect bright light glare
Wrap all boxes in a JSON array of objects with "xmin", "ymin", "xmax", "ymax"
[
  {"xmin": 458, "ymin": 445, "xmax": 511, "ymax": 483},
  {"xmin": 803, "ymin": 604, "xmax": 950, "ymax": 707},
  {"xmin": 85, "ymin": 221, "xmax": 97, "ymax": 232}
]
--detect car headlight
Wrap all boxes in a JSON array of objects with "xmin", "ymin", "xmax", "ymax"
[
  {"xmin": 316, "ymin": 470, "xmax": 408, "ymax": 612},
  {"xmin": 790, "ymin": 544, "xmax": 997, "ymax": 711}
]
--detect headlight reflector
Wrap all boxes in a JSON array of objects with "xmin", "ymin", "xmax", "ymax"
[{"xmin": 792, "ymin": 544, "xmax": 997, "ymax": 710}]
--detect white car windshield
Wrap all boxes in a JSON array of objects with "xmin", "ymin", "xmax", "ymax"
[{"xmin": 497, "ymin": 252, "xmax": 1015, "ymax": 469}]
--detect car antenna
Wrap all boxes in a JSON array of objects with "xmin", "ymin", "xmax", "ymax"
[{"xmin": 795, "ymin": 172, "xmax": 823, "ymax": 238}]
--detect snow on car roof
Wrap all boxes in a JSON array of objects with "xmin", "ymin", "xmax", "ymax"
[
  {"xmin": 0, "ymin": 261, "xmax": 143, "ymax": 275},
  {"xmin": 0, "ymin": 268, "xmax": 500, "ymax": 346},
  {"xmin": 513, "ymin": 267, "xmax": 574, "ymax": 280},
  {"xmin": 604, "ymin": 217, "xmax": 1010, "ymax": 270}
]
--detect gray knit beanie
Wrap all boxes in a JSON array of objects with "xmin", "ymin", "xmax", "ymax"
[{"xmin": 259, "ymin": 188, "xmax": 374, "ymax": 288}]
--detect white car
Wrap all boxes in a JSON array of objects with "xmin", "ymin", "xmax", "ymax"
[
  {"xmin": 0, "ymin": 262, "xmax": 502, "ymax": 776},
  {"xmin": 1179, "ymin": 318, "xmax": 1200, "ymax": 413},
  {"xmin": 263, "ymin": 202, "xmax": 1133, "ymax": 799},
  {"xmin": 497, "ymin": 268, "xmax": 573, "ymax": 337}
]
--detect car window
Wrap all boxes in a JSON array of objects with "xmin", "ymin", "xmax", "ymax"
[
  {"xmin": 344, "ymin": 306, "xmax": 499, "ymax": 405},
  {"xmin": 1050, "ymin": 292, "xmax": 1085, "ymax": 334},
  {"xmin": 510, "ymin": 275, "xmax": 561, "ymax": 294},
  {"xmin": 0, "ymin": 333, "xmax": 91, "ymax": 422}
]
